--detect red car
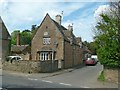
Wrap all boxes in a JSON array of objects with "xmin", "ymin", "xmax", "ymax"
[{"xmin": 85, "ymin": 58, "xmax": 97, "ymax": 65}]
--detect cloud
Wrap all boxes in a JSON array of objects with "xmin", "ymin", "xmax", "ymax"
[
  {"xmin": 62, "ymin": 14, "xmax": 95, "ymax": 42},
  {"xmin": 0, "ymin": 0, "xmax": 114, "ymax": 3},
  {"xmin": 1, "ymin": 1, "xmax": 86, "ymax": 32},
  {"xmin": 94, "ymin": 4, "xmax": 110, "ymax": 21},
  {"xmin": 0, "ymin": 1, "xmax": 107, "ymax": 42},
  {"xmin": 62, "ymin": 3, "xmax": 99, "ymax": 42}
]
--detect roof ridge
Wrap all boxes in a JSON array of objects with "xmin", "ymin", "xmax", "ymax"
[{"xmin": 52, "ymin": 19, "xmax": 67, "ymax": 30}]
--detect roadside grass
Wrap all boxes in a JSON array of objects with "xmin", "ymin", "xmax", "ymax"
[{"xmin": 98, "ymin": 71, "xmax": 105, "ymax": 81}]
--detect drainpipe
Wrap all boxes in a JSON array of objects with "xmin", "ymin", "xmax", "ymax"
[
  {"xmin": 63, "ymin": 40, "xmax": 65, "ymax": 69},
  {"xmin": 73, "ymin": 45, "xmax": 75, "ymax": 67}
]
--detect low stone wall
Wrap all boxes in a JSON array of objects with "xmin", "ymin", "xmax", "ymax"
[
  {"xmin": 3, "ymin": 60, "xmax": 58, "ymax": 73},
  {"xmin": 104, "ymin": 68, "xmax": 119, "ymax": 84},
  {"xmin": 40, "ymin": 60, "xmax": 58, "ymax": 73}
]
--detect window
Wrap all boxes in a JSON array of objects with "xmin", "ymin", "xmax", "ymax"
[
  {"xmin": 40, "ymin": 52, "xmax": 49, "ymax": 61},
  {"xmin": 43, "ymin": 38, "xmax": 51, "ymax": 45},
  {"xmin": 44, "ymin": 32, "xmax": 48, "ymax": 36},
  {"xmin": 41, "ymin": 53, "xmax": 44, "ymax": 60}
]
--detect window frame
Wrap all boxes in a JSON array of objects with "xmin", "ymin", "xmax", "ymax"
[{"xmin": 43, "ymin": 37, "xmax": 51, "ymax": 45}]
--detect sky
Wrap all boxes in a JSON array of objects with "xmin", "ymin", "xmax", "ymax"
[{"xmin": 0, "ymin": 0, "xmax": 115, "ymax": 42}]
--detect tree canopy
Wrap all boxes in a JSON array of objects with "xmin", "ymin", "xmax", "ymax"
[
  {"xmin": 11, "ymin": 24, "xmax": 39, "ymax": 46},
  {"xmin": 11, "ymin": 30, "xmax": 20, "ymax": 45},
  {"xmin": 94, "ymin": 1, "xmax": 120, "ymax": 68},
  {"xmin": 82, "ymin": 41, "xmax": 97, "ymax": 55},
  {"xmin": 21, "ymin": 30, "xmax": 32, "ymax": 45}
]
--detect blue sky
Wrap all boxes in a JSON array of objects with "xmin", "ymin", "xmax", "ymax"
[{"xmin": 0, "ymin": 0, "xmax": 111, "ymax": 42}]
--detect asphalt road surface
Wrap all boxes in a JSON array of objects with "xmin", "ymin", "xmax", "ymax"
[{"xmin": 2, "ymin": 73, "xmax": 77, "ymax": 89}]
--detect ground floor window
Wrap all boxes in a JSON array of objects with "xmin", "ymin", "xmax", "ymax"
[
  {"xmin": 39, "ymin": 51, "xmax": 55, "ymax": 61},
  {"xmin": 40, "ymin": 52, "xmax": 49, "ymax": 61}
]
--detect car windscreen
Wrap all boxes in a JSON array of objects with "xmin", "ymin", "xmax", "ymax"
[{"xmin": 91, "ymin": 58, "xmax": 95, "ymax": 60}]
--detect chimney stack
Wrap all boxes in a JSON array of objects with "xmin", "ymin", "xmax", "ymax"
[
  {"xmin": 55, "ymin": 15, "xmax": 61, "ymax": 25},
  {"xmin": 16, "ymin": 31, "xmax": 21, "ymax": 46},
  {"xmin": 68, "ymin": 24, "xmax": 73, "ymax": 32}
]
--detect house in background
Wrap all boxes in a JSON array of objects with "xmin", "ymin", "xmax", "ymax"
[
  {"xmin": 31, "ymin": 13, "xmax": 83, "ymax": 69},
  {"xmin": 11, "ymin": 32, "xmax": 31, "ymax": 60},
  {"xmin": 0, "ymin": 17, "xmax": 11, "ymax": 61}
]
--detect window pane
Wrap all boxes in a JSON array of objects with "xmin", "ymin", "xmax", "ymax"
[{"xmin": 43, "ymin": 38, "xmax": 51, "ymax": 45}]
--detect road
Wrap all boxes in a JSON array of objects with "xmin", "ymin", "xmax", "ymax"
[
  {"xmin": 2, "ymin": 62, "xmax": 118, "ymax": 89},
  {"xmin": 2, "ymin": 73, "xmax": 76, "ymax": 89}
]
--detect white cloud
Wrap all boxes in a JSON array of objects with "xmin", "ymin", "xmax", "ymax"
[
  {"xmin": 0, "ymin": 0, "xmax": 115, "ymax": 3},
  {"xmin": 0, "ymin": 1, "xmax": 106, "ymax": 42},
  {"xmin": 62, "ymin": 15, "xmax": 95, "ymax": 42},
  {"xmin": 1, "ymin": 1, "xmax": 86, "ymax": 32},
  {"xmin": 94, "ymin": 5, "xmax": 110, "ymax": 21},
  {"xmin": 62, "ymin": 4, "xmax": 98, "ymax": 42}
]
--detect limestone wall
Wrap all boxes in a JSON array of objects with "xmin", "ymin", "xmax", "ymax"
[
  {"xmin": 104, "ymin": 68, "xmax": 119, "ymax": 84},
  {"xmin": 3, "ymin": 60, "xmax": 58, "ymax": 73}
]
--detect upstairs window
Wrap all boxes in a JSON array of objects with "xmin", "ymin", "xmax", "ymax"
[
  {"xmin": 43, "ymin": 38, "xmax": 51, "ymax": 45},
  {"xmin": 44, "ymin": 32, "xmax": 49, "ymax": 36}
]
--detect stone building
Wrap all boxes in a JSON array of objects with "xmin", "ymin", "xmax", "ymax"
[
  {"xmin": 11, "ymin": 32, "xmax": 31, "ymax": 60},
  {"xmin": 31, "ymin": 13, "xmax": 83, "ymax": 69},
  {"xmin": 0, "ymin": 17, "xmax": 11, "ymax": 61},
  {"xmin": 11, "ymin": 45, "xmax": 31, "ymax": 60}
]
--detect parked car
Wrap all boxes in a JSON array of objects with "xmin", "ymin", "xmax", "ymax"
[
  {"xmin": 6, "ymin": 56, "xmax": 23, "ymax": 62},
  {"xmin": 91, "ymin": 55, "xmax": 98, "ymax": 62},
  {"xmin": 85, "ymin": 58, "xmax": 97, "ymax": 65}
]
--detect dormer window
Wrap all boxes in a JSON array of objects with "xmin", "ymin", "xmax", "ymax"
[{"xmin": 43, "ymin": 37, "xmax": 51, "ymax": 45}]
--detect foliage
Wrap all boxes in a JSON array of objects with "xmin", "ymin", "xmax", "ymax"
[
  {"xmin": 31, "ymin": 24, "xmax": 39, "ymax": 38},
  {"xmin": 11, "ymin": 30, "xmax": 20, "ymax": 45},
  {"xmin": 94, "ymin": 3, "xmax": 120, "ymax": 68},
  {"xmin": 98, "ymin": 71, "xmax": 105, "ymax": 81},
  {"xmin": 89, "ymin": 42, "xmax": 97, "ymax": 55},
  {"xmin": 21, "ymin": 30, "xmax": 32, "ymax": 45},
  {"xmin": 83, "ymin": 41, "xmax": 97, "ymax": 55},
  {"xmin": 11, "ymin": 30, "xmax": 32, "ymax": 45},
  {"xmin": 11, "ymin": 24, "xmax": 39, "ymax": 45}
]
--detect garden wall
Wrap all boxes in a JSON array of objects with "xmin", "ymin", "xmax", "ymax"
[{"xmin": 3, "ymin": 60, "xmax": 58, "ymax": 73}]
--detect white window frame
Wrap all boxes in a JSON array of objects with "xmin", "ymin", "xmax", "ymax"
[
  {"xmin": 40, "ymin": 52, "xmax": 49, "ymax": 61},
  {"xmin": 43, "ymin": 38, "xmax": 51, "ymax": 45}
]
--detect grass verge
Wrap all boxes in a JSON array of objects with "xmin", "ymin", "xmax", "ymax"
[{"xmin": 98, "ymin": 71, "xmax": 105, "ymax": 81}]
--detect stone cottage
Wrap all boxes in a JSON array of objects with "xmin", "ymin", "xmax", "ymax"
[
  {"xmin": 11, "ymin": 32, "xmax": 31, "ymax": 60},
  {"xmin": 0, "ymin": 17, "xmax": 11, "ymax": 61},
  {"xmin": 31, "ymin": 13, "xmax": 83, "ymax": 69}
]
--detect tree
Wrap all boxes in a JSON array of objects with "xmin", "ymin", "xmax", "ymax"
[
  {"xmin": 11, "ymin": 30, "xmax": 20, "ymax": 45},
  {"xmin": 83, "ymin": 41, "xmax": 97, "ymax": 55},
  {"xmin": 94, "ymin": 1, "xmax": 120, "ymax": 68},
  {"xmin": 11, "ymin": 30, "xmax": 32, "ymax": 45},
  {"xmin": 89, "ymin": 42, "xmax": 97, "ymax": 55},
  {"xmin": 21, "ymin": 30, "xmax": 32, "ymax": 45},
  {"xmin": 31, "ymin": 25, "xmax": 39, "ymax": 38},
  {"xmin": 83, "ymin": 41, "xmax": 90, "ymax": 48}
]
